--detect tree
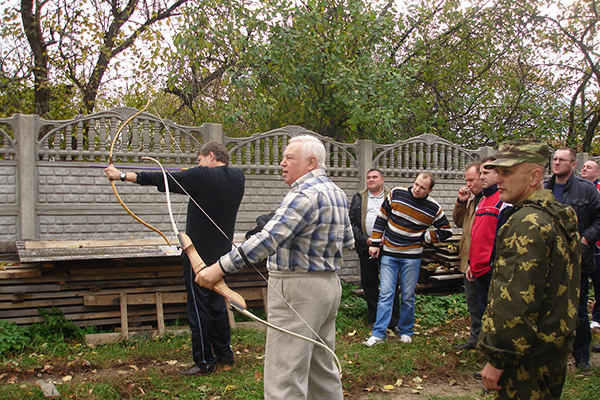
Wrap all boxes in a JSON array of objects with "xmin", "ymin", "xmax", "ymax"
[
  {"xmin": 533, "ymin": 0, "xmax": 600, "ymax": 152},
  {"xmin": 14, "ymin": 0, "xmax": 191, "ymax": 117}
]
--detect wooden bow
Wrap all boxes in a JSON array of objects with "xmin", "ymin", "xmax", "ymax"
[{"xmin": 108, "ymin": 105, "xmax": 171, "ymax": 245}]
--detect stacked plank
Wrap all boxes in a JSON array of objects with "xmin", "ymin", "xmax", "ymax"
[
  {"xmin": 418, "ymin": 236, "xmax": 463, "ymax": 294},
  {"xmin": 0, "ymin": 239, "xmax": 268, "ymax": 328}
]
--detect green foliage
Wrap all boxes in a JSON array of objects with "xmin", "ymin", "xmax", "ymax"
[
  {"xmin": 0, "ymin": 320, "xmax": 30, "ymax": 357},
  {"xmin": 28, "ymin": 307, "xmax": 86, "ymax": 344},
  {"xmin": 415, "ymin": 292, "xmax": 469, "ymax": 327},
  {"xmin": 337, "ymin": 281, "xmax": 368, "ymax": 330}
]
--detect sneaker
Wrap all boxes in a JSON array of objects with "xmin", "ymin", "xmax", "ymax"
[
  {"xmin": 400, "ymin": 334, "xmax": 412, "ymax": 343},
  {"xmin": 591, "ymin": 321, "xmax": 600, "ymax": 330},
  {"xmin": 362, "ymin": 336, "xmax": 385, "ymax": 347}
]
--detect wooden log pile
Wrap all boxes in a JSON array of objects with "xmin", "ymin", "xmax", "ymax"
[
  {"xmin": 418, "ymin": 235, "xmax": 463, "ymax": 294},
  {"xmin": 1, "ymin": 239, "xmax": 268, "ymax": 329}
]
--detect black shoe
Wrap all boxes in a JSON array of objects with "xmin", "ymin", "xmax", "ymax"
[
  {"xmin": 178, "ymin": 363, "xmax": 216, "ymax": 375},
  {"xmin": 592, "ymin": 345, "xmax": 600, "ymax": 353},
  {"xmin": 473, "ymin": 372, "xmax": 482, "ymax": 380},
  {"xmin": 576, "ymin": 361, "xmax": 591, "ymax": 371},
  {"xmin": 454, "ymin": 342, "xmax": 476, "ymax": 350},
  {"xmin": 217, "ymin": 357, "xmax": 235, "ymax": 366}
]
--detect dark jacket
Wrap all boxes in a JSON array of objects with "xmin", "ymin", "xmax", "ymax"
[
  {"xmin": 544, "ymin": 172, "xmax": 600, "ymax": 273},
  {"xmin": 349, "ymin": 186, "xmax": 390, "ymax": 253}
]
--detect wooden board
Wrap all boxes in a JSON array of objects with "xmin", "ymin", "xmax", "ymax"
[
  {"xmin": 16, "ymin": 240, "xmax": 182, "ymax": 263},
  {"xmin": 24, "ymin": 238, "xmax": 172, "ymax": 249}
]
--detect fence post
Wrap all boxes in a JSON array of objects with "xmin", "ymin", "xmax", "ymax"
[
  {"xmin": 202, "ymin": 123, "xmax": 223, "ymax": 144},
  {"xmin": 357, "ymin": 139, "xmax": 373, "ymax": 190},
  {"xmin": 16, "ymin": 114, "xmax": 37, "ymax": 239}
]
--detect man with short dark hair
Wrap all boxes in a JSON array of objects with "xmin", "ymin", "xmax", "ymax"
[
  {"xmin": 349, "ymin": 169, "xmax": 400, "ymax": 327},
  {"xmin": 363, "ymin": 172, "xmax": 452, "ymax": 347},
  {"xmin": 465, "ymin": 157, "xmax": 505, "ymax": 331},
  {"xmin": 105, "ymin": 141, "xmax": 245, "ymax": 375},
  {"xmin": 479, "ymin": 140, "xmax": 580, "ymax": 398},
  {"xmin": 544, "ymin": 147, "xmax": 600, "ymax": 371}
]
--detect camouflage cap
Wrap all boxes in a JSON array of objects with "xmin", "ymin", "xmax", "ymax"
[{"xmin": 484, "ymin": 140, "xmax": 549, "ymax": 169}]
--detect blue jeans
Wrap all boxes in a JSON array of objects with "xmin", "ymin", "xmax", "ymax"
[{"xmin": 372, "ymin": 255, "xmax": 421, "ymax": 338}]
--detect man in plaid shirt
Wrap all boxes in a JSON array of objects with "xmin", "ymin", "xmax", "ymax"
[{"xmin": 198, "ymin": 135, "xmax": 354, "ymax": 400}]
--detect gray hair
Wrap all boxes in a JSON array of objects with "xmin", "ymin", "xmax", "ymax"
[{"xmin": 288, "ymin": 135, "xmax": 327, "ymax": 169}]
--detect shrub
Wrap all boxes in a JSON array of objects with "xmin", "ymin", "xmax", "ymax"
[
  {"xmin": 415, "ymin": 292, "xmax": 469, "ymax": 327},
  {"xmin": 0, "ymin": 320, "xmax": 30, "ymax": 357},
  {"xmin": 28, "ymin": 307, "xmax": 85, "ymax": 343}
]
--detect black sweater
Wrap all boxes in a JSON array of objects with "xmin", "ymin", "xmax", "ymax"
[{"xmin": 137, "ymin": 166, "xmax": 245, "ymax": 265}]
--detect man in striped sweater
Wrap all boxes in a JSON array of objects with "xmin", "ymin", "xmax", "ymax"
[{"xmin": 363, "ymin": 172, "xmax": 453, "ymax": 346}]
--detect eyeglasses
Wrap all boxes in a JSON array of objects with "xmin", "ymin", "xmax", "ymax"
[{"xmin": 553, "ymin": 158, "xmax": 575, "ymax": 163}]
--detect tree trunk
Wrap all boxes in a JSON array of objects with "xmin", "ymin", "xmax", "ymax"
[{"xmin": 20, "ymin": 0, "xmax": 50, "ymax": 116}]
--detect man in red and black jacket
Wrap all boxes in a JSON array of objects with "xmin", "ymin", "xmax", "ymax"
[{"xmin": 465, "ymin": 157, "xmax": 506, "ymax": 327}]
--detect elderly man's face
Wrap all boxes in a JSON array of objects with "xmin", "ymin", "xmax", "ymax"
[{"xmin": 280, "ymin": 142, "xmax": 312, "ymax": 186}]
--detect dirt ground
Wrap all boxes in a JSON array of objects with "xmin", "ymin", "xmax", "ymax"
[{"xmin": 355, "ymin": 351, "xmax": 600, "ymax": 400}]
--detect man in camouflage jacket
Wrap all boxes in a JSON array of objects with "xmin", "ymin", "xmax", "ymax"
[{"xmin": 478, "ymin": 140, "xmax": 580, "ymax": 399}]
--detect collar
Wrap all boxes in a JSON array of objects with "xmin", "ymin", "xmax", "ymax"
[
  {"xmin": 368, "ymin": 189, "xmax": 385, "ymax": 199},
  {"xmin": 482, "ymin": 184, "xmax": 498, "ymax": 197},
  {"xmin": 291, "ymin": 169, "xmax": 326, "ymax": 188}
]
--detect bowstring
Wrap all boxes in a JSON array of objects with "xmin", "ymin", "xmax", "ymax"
[{"xmin": 153, "ymin": 109, "xmax": 189, "ymax": 243}]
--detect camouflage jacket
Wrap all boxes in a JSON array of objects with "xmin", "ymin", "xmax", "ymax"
[{"xmin": 477, "ymin": 189, "xmax": 580, "ymax": 369}]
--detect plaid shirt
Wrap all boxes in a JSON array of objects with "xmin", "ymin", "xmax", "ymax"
[{"xmin": 219, "ymin": 169, "xmax": 354, "ymax": 273}]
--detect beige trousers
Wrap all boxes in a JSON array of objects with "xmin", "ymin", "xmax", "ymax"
[{"xmin": 264, "ymin": 271, "xmax": 343, "ymax": 400}]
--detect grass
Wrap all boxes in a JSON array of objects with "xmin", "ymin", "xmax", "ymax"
[{"xmin": 0, "ymin": 283, "xmax": 598, "ymax": 399}]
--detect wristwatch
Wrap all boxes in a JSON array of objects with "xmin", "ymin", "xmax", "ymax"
[{"xmin": 119, "ymin": 172, "xmax": 127, "ymax": 182}]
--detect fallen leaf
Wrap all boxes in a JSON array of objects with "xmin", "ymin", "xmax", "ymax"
[
  {"xmin": 412, "ymin": 389, "xmax": 421, "ymax": 394},
  {"xmin": 395, "ymin": 378, "xmax": 403, "ymax": 387},
  {"xmin": 166, "ymin": 360, "xmax": 178, "ymax": 365},
  {"xmin": 62, "ymin": 375, "xmax": 72, "ymax": 382},
  {"xmin": 383, "ymin": 384, "xmax": 395, "ymax": 390},
  {"xmin": 129, "ymin": 365, "xmax": 139, "ymax": 371},
  {"xmin": 416, "ymin": 385, "xmax": 424, "ymax": 390},
  {"xmin": 449, "ymin": 379, "xmax": 456, "ymax": 386},
  {"xmin": 347, "ymin": 330, "xmax": 356, "ymax": 337},
  {"xmin": 413, "ymin": 376, "xmax": 422, "ymax": 383},
  {"xmin": 362, "ymin": 386, "xmax": 375, "ymax": 392},
  {"xmin": 253, "ymin": 371, "xmax": 262, "ymax": 382}
]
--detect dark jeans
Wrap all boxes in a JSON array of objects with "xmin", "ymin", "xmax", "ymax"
[
  {"xmin": 183, "ymin": 258, "xmax": 233, "ymax": 367},
  {"xmin": 572, "ymin": 272, "xmax": 591, "ymax": 365},
  {"xmin": 358, "ymin": 249, "xmax": 400, "ymax": 327},
  {"xmin": 463, "ymin": 276, "xmax": 480, "ymax": 345},
  {"xmin": 592, "ymin": 252, "xmax": 600, "ymax": 323},
  {"xmin": 475, "ymin": 270, "xmax": 493, "ymax": 321}
]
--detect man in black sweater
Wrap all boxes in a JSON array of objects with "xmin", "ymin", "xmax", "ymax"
[{"xmin": 105, "ymin": 141, "xmax": 245, "ymax": 375}]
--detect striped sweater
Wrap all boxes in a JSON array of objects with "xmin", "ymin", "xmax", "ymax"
[{"xmin": 370, "ymin": 186, "xmax": 453, "ymax": 258}]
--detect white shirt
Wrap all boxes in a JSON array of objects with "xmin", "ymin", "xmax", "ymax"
[{"xmin": 365, "ymin": 190, "xmax": 385, "ymax": 236}]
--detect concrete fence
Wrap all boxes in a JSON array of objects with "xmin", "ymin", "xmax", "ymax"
[{"xmin": 2, "ymin": 107, "xmax": 562, "ymax": 277}]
